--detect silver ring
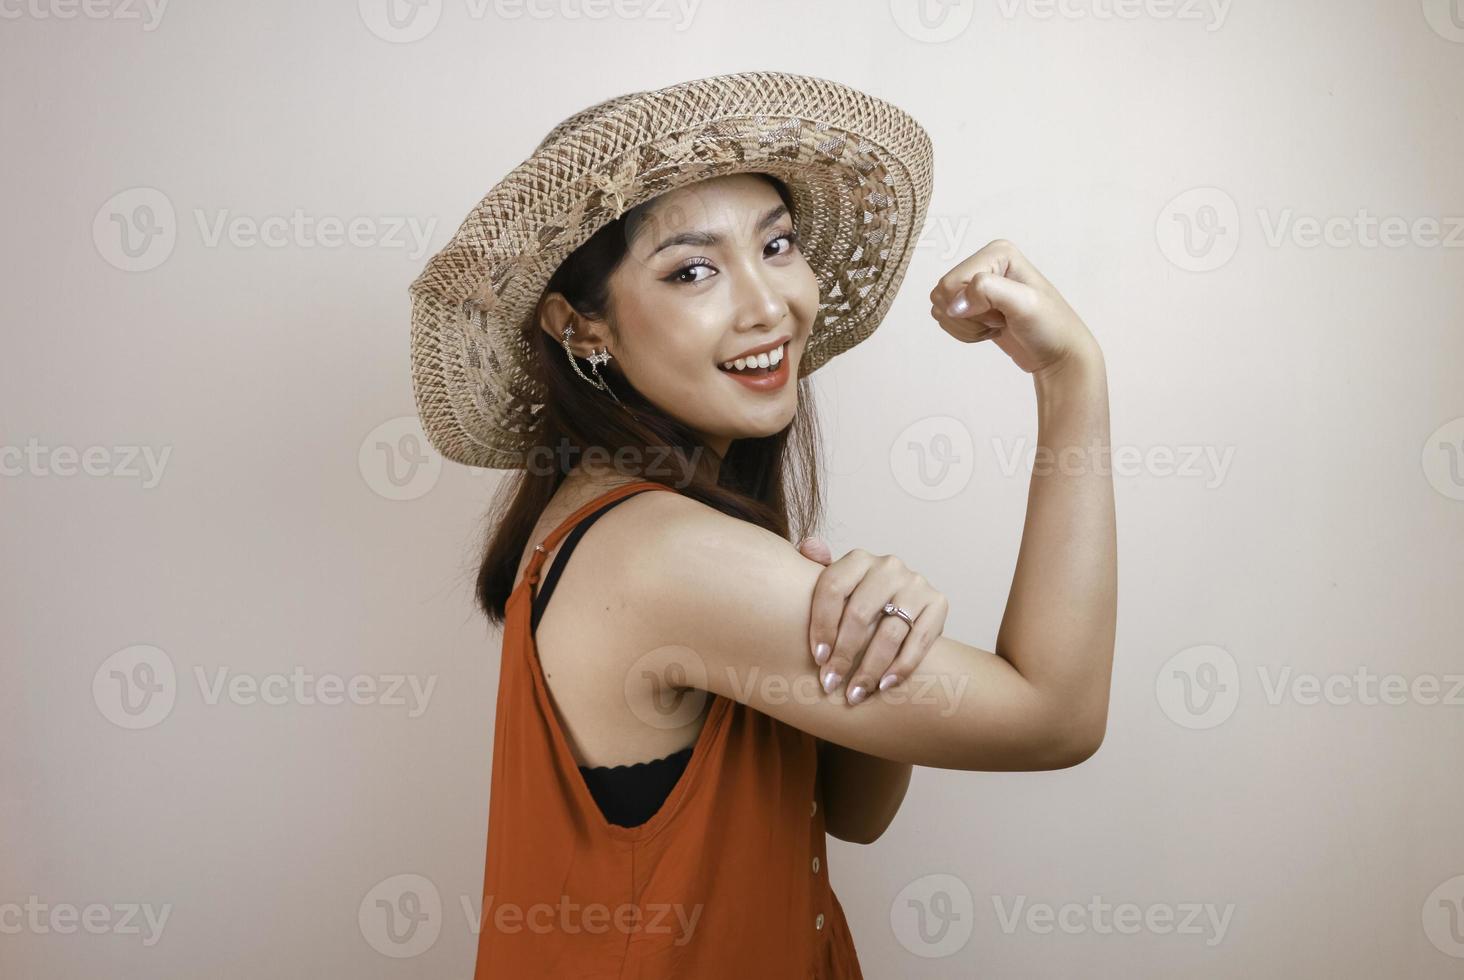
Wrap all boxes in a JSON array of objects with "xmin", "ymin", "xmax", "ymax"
[{"xmin": 881, "ymin": 602, "xmax": 916, "ymax": 627}]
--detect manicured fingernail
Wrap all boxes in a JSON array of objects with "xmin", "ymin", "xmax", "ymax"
[
  {"xmin": 947, "ymin": 293, "xmax": 969, "ymax": 316},
  {"xmin": 878, "ymin": 673, "xmax": 898, "ymax": 691},
  {"xmin": 822, "ymin": 670, "xmax": 842, "ymax": 694},
  {"xmin": 847, "ymin": 685, "xmax": 866, "ymax": 705},
  {"xmin": 813, "ymin": 642, "xmax": 830, "ymax": 665}
]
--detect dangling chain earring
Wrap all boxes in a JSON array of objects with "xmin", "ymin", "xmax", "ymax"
[{"xmin": 561, "ymin": 324, "xmax": 638, "ymax": 420}]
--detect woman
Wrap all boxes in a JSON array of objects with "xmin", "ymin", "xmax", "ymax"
[{"xmin": 408, "ymin": 71, "xmax": 1116, "ymax": 978}]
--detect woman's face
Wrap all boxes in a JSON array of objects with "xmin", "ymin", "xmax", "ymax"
[{"xmin": 580, "ymin": 174, "xmax": 821, "ymax": 458}]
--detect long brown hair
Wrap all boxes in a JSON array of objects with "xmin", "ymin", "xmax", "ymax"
[{"xmin": 475, "ymin": 174, "xmax": 825, "ymax": 626}]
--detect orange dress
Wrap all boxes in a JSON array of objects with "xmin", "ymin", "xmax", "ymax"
[{"xmin": 474, "ymin": 480, "xmax": 864, "ymax": 979}]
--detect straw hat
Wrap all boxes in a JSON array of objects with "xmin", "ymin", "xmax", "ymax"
[{"xmin": 408, "ymin": 70, "xmax": 934, "ymax": 469}]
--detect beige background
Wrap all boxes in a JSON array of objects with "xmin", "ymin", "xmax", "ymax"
[{"xmin": 4, "ymin": 1, "xmax": 1464, "ymax": 977}]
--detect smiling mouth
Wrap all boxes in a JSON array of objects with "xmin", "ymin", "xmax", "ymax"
[{"xmin": 717, "ymin": 340, "xmax": 787, "ymax": 375}]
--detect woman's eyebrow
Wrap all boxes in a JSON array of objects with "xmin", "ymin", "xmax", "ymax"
[{"xmin": 645, "ymin": 204, "xmax": 789, "ymax": 257}]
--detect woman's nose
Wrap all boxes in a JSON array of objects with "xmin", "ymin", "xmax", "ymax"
[{"xmin": 729, "ymin": 262, "xmax": 789, "ymax": 329}]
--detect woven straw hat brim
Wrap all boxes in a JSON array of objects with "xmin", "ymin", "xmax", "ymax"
[{"xmin": 408, "ymin": 70, "xmax": 934, "ymax": 469}]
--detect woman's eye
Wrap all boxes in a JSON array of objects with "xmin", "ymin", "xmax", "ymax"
[
  {"xmin": 767, "ymin": 231, "xmax": 802, "ymax": 256},
  {"xmin": 667, "ymin": 232, "xmax": 798, "ymax": 285},
  {"xmin": 671, "ymin": 262, "xmax": 714, "ymax": 285}
]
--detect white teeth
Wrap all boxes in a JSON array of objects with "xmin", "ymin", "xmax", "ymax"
[{"xmin": 722, "ymin": 342, "xmax": 786, "ymax": 372}]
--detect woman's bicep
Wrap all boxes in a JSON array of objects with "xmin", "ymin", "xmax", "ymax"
[{"xmin": 624, "ymin": 499, "xmax": 1088, "ymax": 773}]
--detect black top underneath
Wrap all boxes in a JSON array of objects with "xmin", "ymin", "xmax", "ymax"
[
  {"xmin": 531, "ymin": 489, "xmax": 694, "ymax": 828},
  {"xmin": 576, "ymin": 744, "xmax": 695, "ymax": 828}
]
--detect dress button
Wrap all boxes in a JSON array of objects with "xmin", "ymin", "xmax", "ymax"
[
  {"xmin": 812, "ymin": 856, "xmax": 820, "ymax": 874},
  {"xmin": 810, "ymin": 800, "xmax": 817, "ymax": 817},
  {"xmin": 815, "ymin": 912, "xmax": 825, "ymax": 930}
]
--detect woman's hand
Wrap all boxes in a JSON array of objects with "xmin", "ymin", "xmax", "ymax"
[
  {"xmin": 797, "ymin": 537, "xmax": 949, "ymax": 706},
  {"xmin": 928, "ymin": 238, "xmax": 1101, "ymax": 378}
]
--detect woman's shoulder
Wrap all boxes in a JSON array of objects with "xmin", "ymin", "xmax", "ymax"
[
  {"xmin": 537, "ymin": 475, "xmax": 796, "ymax": 596},
  {"xmin": 571, "ymin": 483, "xmax": 713, "ymax": 565},
  {"xmin": 599, "ymin": 484, "xmax": 788, "ymax": 557},
  {"xmin": 597, "ymin": 489, "xmax": 804, "ymax": 624},
  {"xmin": 525, "ymin": 478, "xmax": 713, "ymax": 578}
]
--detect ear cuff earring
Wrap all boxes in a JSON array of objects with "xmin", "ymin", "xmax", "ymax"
[{"xmin": 561, "ymin": 324, "xmax": 637, "ymax": 420}]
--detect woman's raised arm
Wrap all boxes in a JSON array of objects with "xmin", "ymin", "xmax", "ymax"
[{"xmin": 615, "ymin": 239, "xmax": 1117, "ymax": 773}]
